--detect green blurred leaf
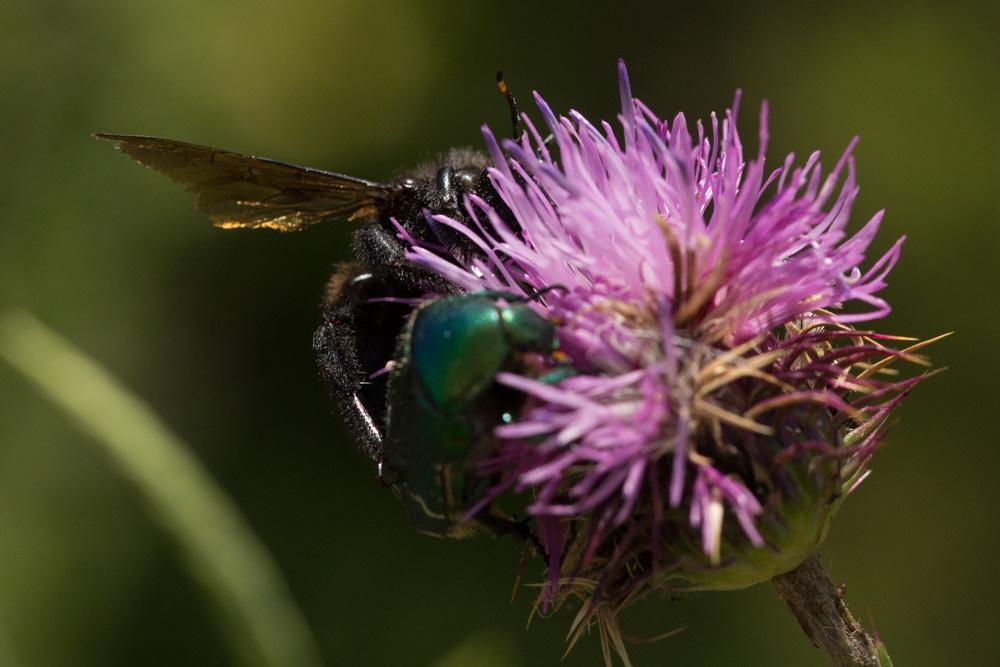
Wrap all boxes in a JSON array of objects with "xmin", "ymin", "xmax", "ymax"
[
  {"xmin": 431, "ymin": 627, "xmax": 521, "ymax": 667},
  {"xmin": 0, "ymin": 309, "xmax": 323, "ymax": 667}
]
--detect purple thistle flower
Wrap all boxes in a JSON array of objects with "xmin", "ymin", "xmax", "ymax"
[{"xmin": 403, "ymin": 61, "xmax": 938, "ymax": 659}]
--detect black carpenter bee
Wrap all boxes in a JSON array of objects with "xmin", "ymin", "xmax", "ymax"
[{"xmin": 97, "ymin": 74, "xmax": 552, "ymax": 539}]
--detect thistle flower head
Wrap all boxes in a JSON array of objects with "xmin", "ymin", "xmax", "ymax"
[{"xmin": 404, "ymin": 61, "xmax": 936, "ymax": 657}]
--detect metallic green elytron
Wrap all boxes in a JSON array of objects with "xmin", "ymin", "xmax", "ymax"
[{"xmin": 382, "ymin": 291, "xmax": 560, "ymax": 538}]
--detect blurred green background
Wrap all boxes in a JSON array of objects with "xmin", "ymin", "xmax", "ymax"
[{"xmin": 1, "ymin": 1, "xmax": 997, "ymax": 665}]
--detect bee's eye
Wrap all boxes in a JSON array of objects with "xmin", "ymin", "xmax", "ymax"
[{"xmin": 435, "ymin": 166, "xmax": 454, "ymax": 193}]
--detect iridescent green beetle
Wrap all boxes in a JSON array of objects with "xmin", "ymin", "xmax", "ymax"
[{"xmin": 382, "ymin": 291, "xmax": 559, "ymax": 538}]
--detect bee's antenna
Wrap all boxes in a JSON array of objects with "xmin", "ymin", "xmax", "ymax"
[{"xmin": 496, "ymin": 70, "xmax": 520, "ymax": 138}]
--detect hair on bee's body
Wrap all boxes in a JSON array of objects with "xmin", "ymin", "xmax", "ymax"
[
  {"xmin": 96, "ymin": 132, "xmax": 536, "ymax": 518},
  {"xmin": 96, "ymin": 75, "xmax": 544, "ymax": 539}
]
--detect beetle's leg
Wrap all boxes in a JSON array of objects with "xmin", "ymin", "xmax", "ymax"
[
  {"xmin": 439, "ymin": 463, "xmax": 460, "ymax": 518},
  {"xmin": 478, "ymin": 509, "xmax": 544, "ymax": 552},
  {"xmin": 436, "ymin": 460, "xmax": 541, "ymax": 547}
]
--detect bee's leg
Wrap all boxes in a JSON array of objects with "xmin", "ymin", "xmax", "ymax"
[
  {"xmin": 352, "ymin": 223, "xmax": 406, "ymax": 271},
  {"xmin": 321, "ymin": 226, "xmax": 455, "ymax": 478},
  {"xmin": 352, "ymin": 224, "xmax": 459, "ymax": 295},
  {"xmin": 313, "ymin": 263, "xmax": 414, "ymax": 475}
]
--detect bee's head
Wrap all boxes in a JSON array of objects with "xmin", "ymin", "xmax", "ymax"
[{"xmin": 383, "ymin": 146, "xmax": 516, "ymax": 264}]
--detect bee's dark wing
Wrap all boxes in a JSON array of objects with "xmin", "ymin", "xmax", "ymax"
[{"xmin": 96, "ymin": 134, "xmax": 392, "ymax": 231}]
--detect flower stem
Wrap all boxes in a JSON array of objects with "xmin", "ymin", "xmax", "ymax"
[{"xmin": 771, "ymin": 555, "xmax": 881, "ymax": 666}]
